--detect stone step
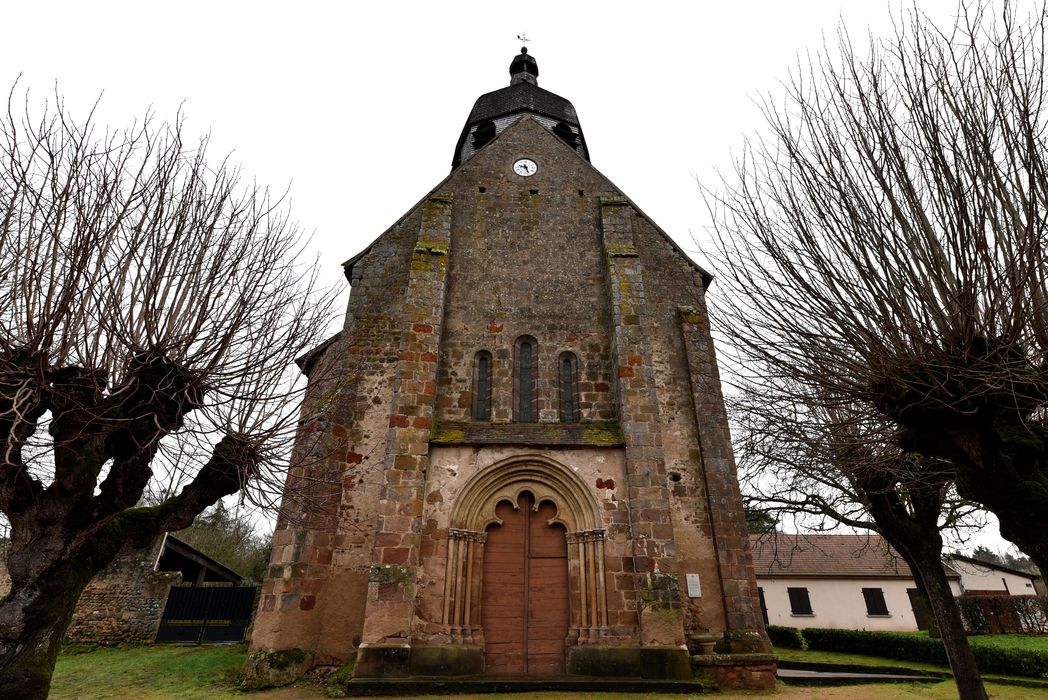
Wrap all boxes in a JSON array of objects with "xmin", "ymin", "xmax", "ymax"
[{"xmin": 339, "ymin": 675, "xmax": 715, "ymax": 696}]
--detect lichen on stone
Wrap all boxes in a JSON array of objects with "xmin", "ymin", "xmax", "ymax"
[{"xmin": 368, "ymin": 563, "xmax": 412, "ymax": 585}]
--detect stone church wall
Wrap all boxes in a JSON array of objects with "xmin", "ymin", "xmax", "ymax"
[
  {"xmin": 256, "ymin": 205, "xmax": 423, "ymax": 664},
  {"xmin": 434, "ymin": 121, "xmax": 619, "ymax": 426},
  {"xmin": 252, "ymin": 115, "xmax": 769, "ymax": 676},
  {"xmin": 630, "ymin": 215, "xmax": 729, "ymax": 634}
]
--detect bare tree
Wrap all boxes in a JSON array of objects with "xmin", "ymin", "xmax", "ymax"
[
  {"xmin": 733, "ymin": 384, "xmax": 988, "ymax": 698},
  {"xmin": 708, "ymin": 0, "xmax": 1048, "ymax": 589},
  {"xmin": 0, "ymin": 91, "xmax": 335, "ymax": 698}
]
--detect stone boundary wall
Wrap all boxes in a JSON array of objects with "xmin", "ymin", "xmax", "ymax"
[{"xmin": 0, "ymin": 538, "xmax": 182, "ymax": 645}]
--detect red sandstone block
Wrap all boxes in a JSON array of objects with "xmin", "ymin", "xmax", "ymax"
[
  {"xmin": 633, "ymin": 556, "xmax": 654, "ymax": 572},
  {"xmin": 398, "ymin": 351, "xmax": 419, "ymax": 361},
  {"xmin": 346, "ymin": 451, "xmax": 364, "ymax": 464},
  {"xmin": 375, "ymin": 532, "xmax": 402, "ymax": 548},
  {"xmin": 618, "ymin": 366, "xmax": 635, "ymax": 378},
  {"xmin": 487, "ymin": 322, "xmax": 504, "ymax": 333},
  {"xmin": 388, "ymin": 415, "xmax": 410, "ymax": 428},
  {"xmin": 652, "ymin": 523, "xmax": 674, "ymax": 540},
  {"xmin": 382, "ymin": 547, "xmax": 411, "ymax": 564},
  {"xmin": 423, "ymin": 380, "xmax": 436, "ymax": 395},
  {"xmin": 399, "ymin": 500, "xmax": 423, "ymax": 516},
  {"xmin": 420, "ymin": 351, "xmax": 438, "ymax": 362},
  {"xmin": 300, "ymin": 595, "xmax": 317, "ymax": 611},
  {"xmin": 628, "ymin": 354, "xmax": 643, "ymax": 366},
  {"xmin": 413, "ymin": 416, "xmax": 433, "ymax": 429},
  {"xmin": 377, "ymin": 583, "xmax": 403, "ymax": 601},
  {"xmin": 412, "ymin": 323, "xmax": 433, "ymax": 333}
]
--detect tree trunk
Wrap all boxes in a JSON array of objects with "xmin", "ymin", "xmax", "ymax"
[
  {"xmin": 904, "ymin": 543, "xmax": 987, "ymax": 700},
  {"xmin": 912, "ymin": 578, "xmax": 940, "ymax": 638},
  {"xmin": 862, "ymin": 479, "xmax": 987, "ymax": 700},
  {"xmin": 0, "ymin": 552, "xmax": 95, "ymax": 699}
]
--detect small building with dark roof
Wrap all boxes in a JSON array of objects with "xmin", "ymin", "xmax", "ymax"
[
  {"xmin": 749, "ymin": 533, "xmax": 961, "ymax": 632},
  {"xmin": 943, "ymin": 553, "xmax": 1042, "ymax": 596}
]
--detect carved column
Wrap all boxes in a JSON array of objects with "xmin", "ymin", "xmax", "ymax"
[
  {"xmin": 567, "ymin": 528, "xmax": 608, "ymax": 645},
  {"xmin": 442, "ymin": 528, "xmax": 486, "ymax": 644}
]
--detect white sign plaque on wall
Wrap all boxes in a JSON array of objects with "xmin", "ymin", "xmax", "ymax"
[{"xmin": 686, "ymin": 573, "xmax": 702, "ymax": 598}]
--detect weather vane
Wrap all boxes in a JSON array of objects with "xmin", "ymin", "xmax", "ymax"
[{"xmin": 517, "ymin": 32, "xmax": 530, "ymax": 48}]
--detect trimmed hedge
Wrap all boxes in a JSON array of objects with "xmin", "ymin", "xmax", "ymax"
[
  {"xmin": 766, "ymin": 625, "xmax": 807, "ymax": 650},
  {"xmin": 802, "ymin": 628, "xmax": 947, "ymax": 666},
  {"xmin": 769, "ymin": 626, "xmax": 1048, "ymax": 678}
]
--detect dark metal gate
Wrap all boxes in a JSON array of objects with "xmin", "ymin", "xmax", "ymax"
[{"xmin": 155, "ymin": 585, "xmax": 257, "ymax": 643}]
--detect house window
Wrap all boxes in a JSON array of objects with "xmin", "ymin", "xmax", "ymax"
[
  {"xmin": 787, "ymin": 587, "xmax": 813, "ymax": 616},
  {"xmin": 559, "ymin": 352, "xmax": 579, "ymax": 422},
  {"xmin": 514, "ymin": 336, "xmax": 537, "ymax": 422},
  {"xmin": 472, "ymin": 350, "xmax": 492, "ymax": 421},
  {"xmin": 862, "ymin": 587, "xmax": 890, "ymax": 616}
]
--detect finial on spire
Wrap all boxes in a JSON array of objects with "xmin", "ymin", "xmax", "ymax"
[{"xmin": 509, "ymin": 37, "xmax": 538, "ymax": 86}]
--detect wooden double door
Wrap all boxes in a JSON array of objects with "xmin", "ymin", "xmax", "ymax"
[{"xmin": 481, "ymin": 493, "xmax": 569, "ymax": 674}]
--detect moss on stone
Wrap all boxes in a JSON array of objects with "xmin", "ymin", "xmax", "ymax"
[
  {"xmin": 239, "ymin": 647, "xmax": 313, "ymax": 690},
  {"xmin": 605, "ymin": 244, "xmax": 639, "ymax": 258},
  {"xmin": 639, "ymin": 572, "xmax": 682, "ymax": 610},
  {"xmin": 430, "ymin": 426, "xmax": 465, "ymax": 443},
  {"xmin": 325, "ymin": 656, "xmax": 357, "ymax": 696},
  {"xmin": 582, "ymin": 421, "xmax": 625, "ymax": 446},
  {"xmin": 414, "ymin": 240, "xmax": 449, "ymax": 255}
]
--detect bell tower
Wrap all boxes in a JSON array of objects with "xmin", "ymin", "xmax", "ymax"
[{"xmin": 249, "ymin": 47, "xmax": 776, "ymax": 692}]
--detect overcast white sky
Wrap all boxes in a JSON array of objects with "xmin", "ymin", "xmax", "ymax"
[{"xmin": 0, "ymin": 0, "xmax": 1021, "ymax": 554}]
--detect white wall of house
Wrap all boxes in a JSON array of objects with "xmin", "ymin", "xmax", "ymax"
[
  {"xmin": 758, "ymin": 577, "xmax": 962, "ymax": 632},
  {"xmin": 947, "ymin": 559, "xmax": 1039, "ymax": 595}
]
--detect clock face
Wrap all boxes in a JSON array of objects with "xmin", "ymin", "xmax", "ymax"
[{"xmin": 513, "ymin": 158, "xmax": 538, "ymax": 177}]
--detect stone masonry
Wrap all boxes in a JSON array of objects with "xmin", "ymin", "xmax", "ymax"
[{"xmin": 250, "ymin": 49, "xmax": 774, "ymax": 690}]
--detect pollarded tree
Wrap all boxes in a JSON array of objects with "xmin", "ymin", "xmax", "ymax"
[
  {"xmin": 0, "ymin": 93, "xmax": 335, "ymax": 698},
  {"xmin": 708, "ymin": 1, "xmax": 1048, "ymax": 578},
  {"xmin": 732, "ymin": 384, "xmax": 988, "ymax": 699}
]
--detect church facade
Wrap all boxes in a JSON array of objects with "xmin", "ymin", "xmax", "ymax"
[{"xmin": 250, "ymin": 49, "xmax": 774, "ymax": 689}]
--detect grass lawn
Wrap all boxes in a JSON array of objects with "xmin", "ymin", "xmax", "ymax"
[
  {"xmin": 970, "ymin": 634, "xmax": 1048, "ymax": 653},
  {"xmin": 52, "ymin": 644, "xmax": 248, "ymax": 699},
  {"xmin": 48, "ymin": 643, "xmax": 1048, "ymax": 699}
]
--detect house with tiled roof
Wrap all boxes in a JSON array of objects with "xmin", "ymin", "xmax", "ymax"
[
  {"xmin": 749, "ymin": 534, "xmax": 962, "ymax": 632},
  {"xmin": 943, "ymin": 554, "xmax": 1042, "ymax": 596}
]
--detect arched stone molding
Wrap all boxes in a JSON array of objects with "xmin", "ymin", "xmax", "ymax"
[
  {"xmin": 450, "ymin": 454, "xmax": 600, "ymax": 532},
  {"xmin": 441, "ymin": 454, "xmax": 608, "ymax": 644}
]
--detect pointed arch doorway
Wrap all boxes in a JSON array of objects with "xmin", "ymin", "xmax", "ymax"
[
  {"xmin": 441, "ymin": 455, "xmax": 610, "ymax": 676},
  {"xmin": 482, "ymin": 492, "xmax": 569, "ymax": 674}
]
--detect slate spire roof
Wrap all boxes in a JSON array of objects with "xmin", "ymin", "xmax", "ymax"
[{"xmin": 451, "ymin": 47, "xmax": 589, "ymax": 169}]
